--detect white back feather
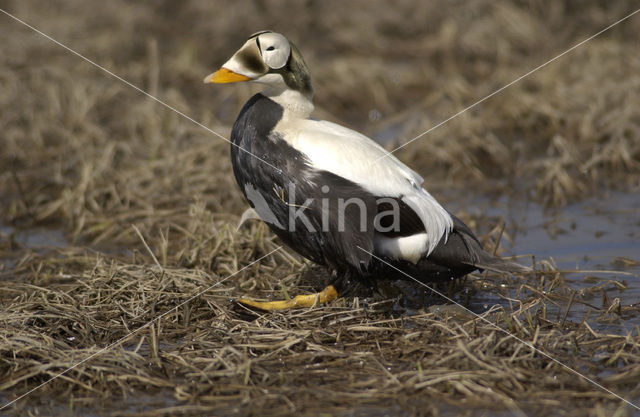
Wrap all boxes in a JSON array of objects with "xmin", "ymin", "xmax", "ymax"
[{"xmin": 274, "ymin": 117, "xmax": 453, "ymax": 255}]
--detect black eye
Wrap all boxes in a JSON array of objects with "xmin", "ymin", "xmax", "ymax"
[{"xmin": 266, "ymin": 46, "xmax": 275, "ymax": 51}]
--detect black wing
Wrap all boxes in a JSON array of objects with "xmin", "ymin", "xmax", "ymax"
[{"xmin": 230, "ymin": 94, "xmax": 377, "ymax": 272}]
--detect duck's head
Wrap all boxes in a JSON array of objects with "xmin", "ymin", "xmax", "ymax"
[{"xmin": 204, "ymin": 31, "xmax": 312, "ymax": 98}]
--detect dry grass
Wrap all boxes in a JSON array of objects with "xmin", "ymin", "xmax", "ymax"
[
  {"xmin": 1, "ymin": 238, "xmax": 639, "ymax": 416},
  {"xmin": 1, "ymin": 0, "xmax": 640, "ymax": 415}
]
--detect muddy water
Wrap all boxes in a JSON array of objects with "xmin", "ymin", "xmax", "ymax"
[
  {"xmin": 0, "ymin": 225, "xmax": 68, "ymax": 248},
  {"xmin": 448, "ymin": 190, "xmax": 640, "ymax": 335}
]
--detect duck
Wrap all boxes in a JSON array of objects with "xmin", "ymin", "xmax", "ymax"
[{"xmin": 204, "ymin": 31, "xmax": 529, "ymax": 310}]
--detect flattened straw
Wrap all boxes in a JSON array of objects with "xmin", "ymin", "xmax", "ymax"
[{"xmin": 132, "ymin": 225, "xmax": 163, "ymax": 271}]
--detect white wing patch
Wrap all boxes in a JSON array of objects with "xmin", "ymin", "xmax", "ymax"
[
  {"xmin": 374, "ymin": 233, "xmax": 430, "ymax": 264},
  {"xmin": 273, "ymin": 118, "xmax": 453, "ymax": 256}
]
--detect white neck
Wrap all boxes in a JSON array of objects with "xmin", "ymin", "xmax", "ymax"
[{"xmin": 264, "ymin": 86, "xmax": 314, "ymax": 119}]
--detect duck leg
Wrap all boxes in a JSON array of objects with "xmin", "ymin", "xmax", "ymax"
[{"xmin": 238, "ymin": 285, "xmax": 338, "ymax": 311}]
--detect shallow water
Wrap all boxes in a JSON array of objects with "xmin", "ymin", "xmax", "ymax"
[
  {"xmin": 0, "ymin": 225, "xmax": 69, "ymax": 273},
  {"xmin": 0, "ymin": 225, "xmax": 69, "ymax": 249},
  {"xmin": 449, "ymin": 190, "xmax": 640, "ymax": 335},
  {"xmin": 499, "ymin": 191, "xmax": 639, "ymax": 272}
]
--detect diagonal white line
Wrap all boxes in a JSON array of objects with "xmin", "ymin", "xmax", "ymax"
[
  {"xmin": 357, "ymin": 246, "xmax": 640, "ymax": 411},
  {"xmin": 0, "ymin": 246, "xmax": 283, "ymax": 411},
  {"xmin": 374, "ymin": 7, "xmax": 640, "ymax": 163},
  {"xmin": 0, "ymin": 8, "xmax": 282, "ymax": 173}
]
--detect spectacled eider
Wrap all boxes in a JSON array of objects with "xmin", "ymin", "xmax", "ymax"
[{"xmin": 204, "ymin": 31, "xmax": 529, "ymax": 310}]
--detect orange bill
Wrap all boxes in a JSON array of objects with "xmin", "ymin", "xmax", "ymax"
[{"xmin": 203, "ymin": 68, "xmax": 251, "ymax": 84}]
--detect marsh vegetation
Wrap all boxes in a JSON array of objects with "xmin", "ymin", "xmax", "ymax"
[{"xmin": 1, "ymin": 1, "xmax": 639, "ymax": 416}]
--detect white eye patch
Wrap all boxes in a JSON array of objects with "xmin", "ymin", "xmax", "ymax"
[{"xmin": 258, "ymin": 32, "xmax": 291, "ymax": 69}]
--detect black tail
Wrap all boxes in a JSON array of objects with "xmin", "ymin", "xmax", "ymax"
[
  {"xmin": 448, "ymin": 213, "xmax": 531, "ymax": 275},
  {"xmin": 457, "ymin": 227, "xmax": 531, "ymax": 274},
  {"xmin": 470, "ymin": 249, "xmax": 532, "ymax": 274}
]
